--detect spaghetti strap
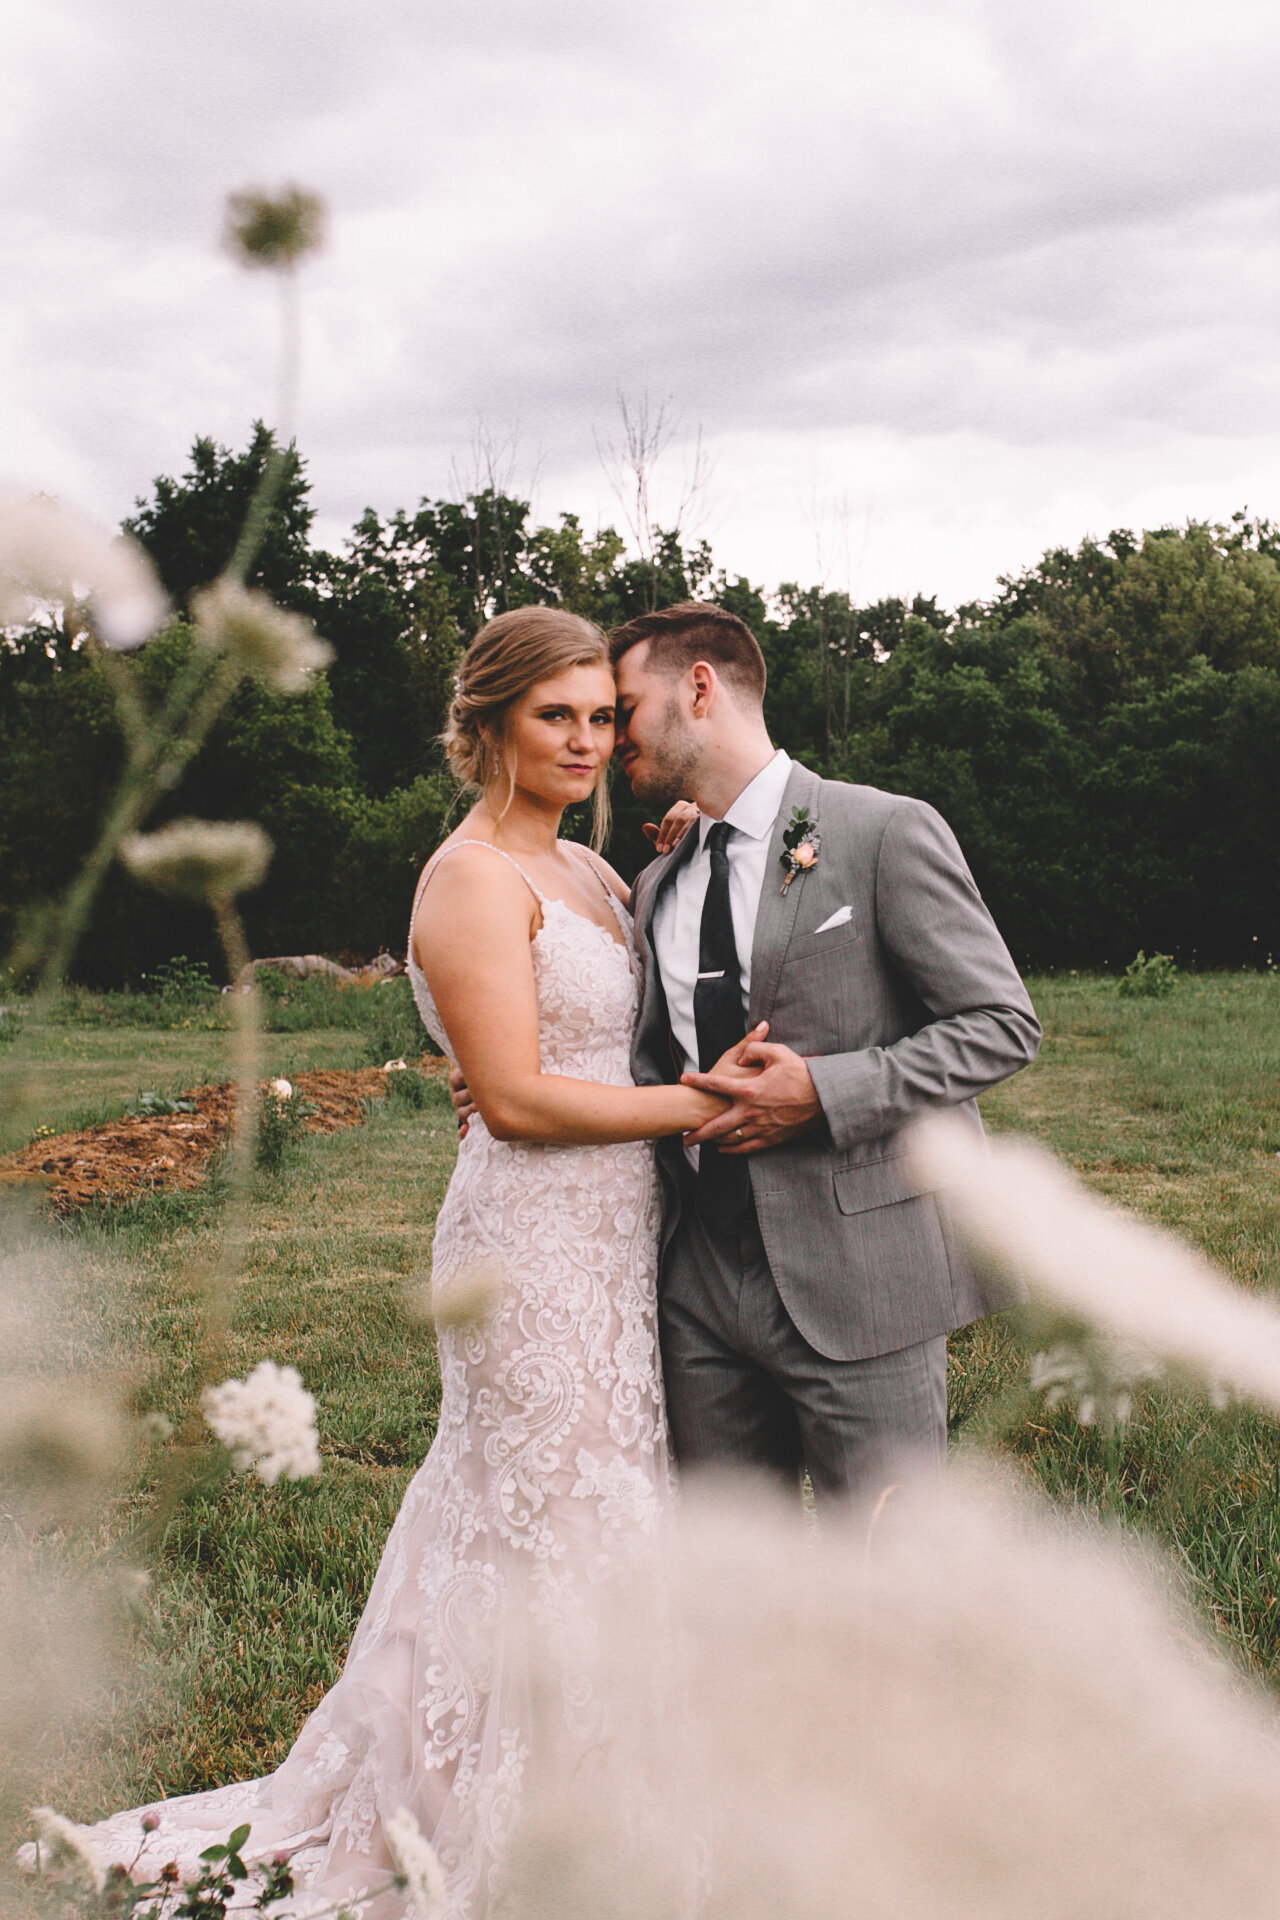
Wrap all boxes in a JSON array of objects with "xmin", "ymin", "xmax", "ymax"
[
  {"xmin": 411, "ymin": 838, "xmax": 546, "ymax": 925},
  {"xmin": 565, "ymin": 841, "xmax": 614, "ymax": 905}
]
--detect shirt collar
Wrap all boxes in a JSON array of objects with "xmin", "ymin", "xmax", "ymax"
[{"xmin": 697, "ymin": 749, "xmax": 793, "ymax": 849}]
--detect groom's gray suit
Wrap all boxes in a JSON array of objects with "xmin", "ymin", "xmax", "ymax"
[{"xmin": 629, "ymin": 757, "xmax": 1040, "ymax": 1494}]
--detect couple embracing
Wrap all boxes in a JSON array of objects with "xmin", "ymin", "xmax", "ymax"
[{"xmin": 77, "ymin": 601, "xmax": 1039, "ymax": 1916}]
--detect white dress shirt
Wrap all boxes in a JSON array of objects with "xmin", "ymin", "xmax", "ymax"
[{"xmin": 652, "ymin": 748, "xmax": 793, "ymax": 1084}]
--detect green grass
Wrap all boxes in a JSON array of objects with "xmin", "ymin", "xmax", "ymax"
[
  {"xmin": 959, "ymin": 968, "xmax": 1280, "ymax": 1678},
  {"xmin": 6, "ymin": 970, "xmax": 1280, "ymax": 1851},
  {"xmin": 3, "ymin": 1081, "xmax": 456, "ymax": 1837},
  {"xmin": 0, "ymin": 976, "xmax": 430, "ymax": 1154}
]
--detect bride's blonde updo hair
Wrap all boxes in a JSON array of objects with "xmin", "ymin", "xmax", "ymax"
[{"xmin": 442, "ymin": 606, "xmax": 613, "ymax": 850}]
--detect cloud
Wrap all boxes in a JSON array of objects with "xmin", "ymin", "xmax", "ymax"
[{"xmin": 6, "ymin": 0, "xmax": 1280, "ymax": 606}]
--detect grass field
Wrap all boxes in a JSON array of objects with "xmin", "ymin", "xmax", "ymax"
[{"xmin": 4, "ymin": 969, "xmax": 1280, "ymax": 1844}]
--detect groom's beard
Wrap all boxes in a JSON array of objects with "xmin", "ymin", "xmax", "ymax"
[{"xmin": 626, "ymin": 694, "xmax": 701, "ymax": 812}]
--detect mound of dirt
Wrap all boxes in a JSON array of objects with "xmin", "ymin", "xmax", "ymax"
[{"xmin": 0, "ymin": 1061, "xmax": 447, "ymax": 1213}]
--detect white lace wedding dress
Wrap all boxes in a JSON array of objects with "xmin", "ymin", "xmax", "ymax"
[{"xmin": 67, "ymin": 842, "xmax": 670, "ymax": 1917}]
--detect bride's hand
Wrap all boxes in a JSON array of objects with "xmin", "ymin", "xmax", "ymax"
[
  {"xmin": 707, "ymin": 1021, "xmax": 770, "ymax": 1082},
  {"xmin": 679, "ymin": 1023, "xmax": 769, "ymax": 1132},
  {"xmin": 641, "ymin": 799, "xmax": 699, "ymax": 854}
]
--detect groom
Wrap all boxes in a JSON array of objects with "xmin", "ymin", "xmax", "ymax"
[{"xmin": 610, "ymin": 601, "xmax": 1040, "ymax": 1500}]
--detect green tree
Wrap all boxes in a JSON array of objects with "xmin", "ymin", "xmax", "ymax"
[
  {"xmin": 124, "ymin": 425, "xmax": 318, "ymax": 611},
  {"xmin": 989, "ymin": 520, "xmax": 1280, "ymax": 715}
]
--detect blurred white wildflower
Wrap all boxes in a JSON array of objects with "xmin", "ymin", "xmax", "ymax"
[
  {"xmin": 1028, "ymin": 1339, "xmax": 1161, "ymax": 1429},
  {"xmin": 225, "ymin": 187, "xmax": 326, "ymax": 269},
  {"xmin": 0, "ymin": 1380, "xmax": 126, "ymax": 1517},
  {"xmin": 504, "ymin": 1474, "xmax": 1280, "ymax": 1920},
  {"xmin": 202, "ymin": 1360, "xmax": 321, "ymax": 1485},
  {"xmin": 907, "ymin": 1114, "xmax": 1280, "ymax": 1412},
  {"xmin": 192, "ymin": 578, "xmax": 331, "ymax": 692},
  {"xmin": 114, "ymin": 1566, "xmax": 153, "ymax": 1618},
  {"xmin": 422, "ymin": 1260, "xmax": 504, "ymax": 1334},
  {"xmin": 0, "ymin": 491, "xmax": 167, "ymax": 647},
  {"xmin": 385, "ymin": 1807, "xmax": 447, "ymax": 1920},
  {"xmin": 120, "ymin": 818, "xmax": 272, "ymax": 902},
  {"xmin": 268, "ymin": 1078, "xmax": 294, "ymax": 1100},
  {"xmin": 28, "ymin": 1807, "xmax": 106, "ymax": 1893}
]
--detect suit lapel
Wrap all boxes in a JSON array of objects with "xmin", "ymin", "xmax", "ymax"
[
  {"xmin": 748, "ymin": 761, "xmax": 822, "ymax": 1027},
  {"xmin": 636, "ymin": 817, "xmax": 700, "ymax": 949}
]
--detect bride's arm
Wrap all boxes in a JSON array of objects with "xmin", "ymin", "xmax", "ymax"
[{"xmin": 413, "ymin": 848, "xmax": 729, "ymax": 1146}]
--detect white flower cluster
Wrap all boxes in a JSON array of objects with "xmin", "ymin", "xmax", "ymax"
[
  {"xmin": 907, "ymin": 1114, "xmax": 1280, "ymax": 1413},
  {"xmin": 1028, "ymin": 1341, "xmax": 1158, "ymax": 1429},
  {"xmin": 120, "ymin": 818, "xmax": 272, "ymax": 902},
  {"xmin": 0, "ymin": 492, "xmax": 167, "ymax": 649},
  {"xmin": 192, "ymin": 579, "xmax": 331, "ymax": 693},
  {"xmin": 201, "ymin": 1361, "xmax": 321, "ymax": 1485},
  {"xmin": 28, "ymin": 1807, "xmax": 105, "ymax": 1893},
  {"xmin": 384, "ymin": 1807, "xmax": 448, "ymax": 1920}
]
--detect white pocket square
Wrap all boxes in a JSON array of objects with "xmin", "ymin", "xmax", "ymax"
[{"xmin": 814, "ymin": 905, "xmax": 853, "ymax": 933}]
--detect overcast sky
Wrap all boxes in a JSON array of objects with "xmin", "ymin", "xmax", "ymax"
[{"xmin": 6, "ymin": 0, "xmax": 1280, "ymax": 610}]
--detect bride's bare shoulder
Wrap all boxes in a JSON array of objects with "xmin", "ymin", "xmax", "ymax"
[
  {"xmin": 412, "ymin": 841, "xmax": 539, "ymax": 965},
  {"xmin": 569, "ymin": 842, "xmax": 630, "ymax": 905}
]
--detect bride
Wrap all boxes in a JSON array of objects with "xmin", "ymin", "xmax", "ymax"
[{"xmin": 59, "ymin": 607, "xmax": 742, "ymax": 1916}]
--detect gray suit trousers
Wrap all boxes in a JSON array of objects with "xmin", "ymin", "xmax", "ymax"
[{"xmin": 659, "ymin": 1186, "xmax": 946, "ymax": 1504}]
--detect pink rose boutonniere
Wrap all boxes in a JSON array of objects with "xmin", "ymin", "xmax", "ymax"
[{"xmin": 779, "ymin": 806, "xmax": 821, "ymax": 894}]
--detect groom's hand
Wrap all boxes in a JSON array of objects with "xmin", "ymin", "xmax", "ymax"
[
  {"xmin": 448, "ymin": 1063, "xmax": 477, "ymax": 1136},
  {"xmin": 641, "ymin": 798, "xmax": 699, "ymax": 855},
  {"xmin": 681, "ymin": 1039, "xmax": 822, "ymax": 1153}
]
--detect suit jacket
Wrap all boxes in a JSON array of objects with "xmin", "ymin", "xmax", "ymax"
[{"xmin": 629, "ymin": 761, "xmax": 1041, "ymax": 1362}]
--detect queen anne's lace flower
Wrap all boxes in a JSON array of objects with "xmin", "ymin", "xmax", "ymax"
[
  {"xmin": 384, "ymin": 1808, "xmax": 447, "ymax": 1920},
  {"xmin": 202, "ymin": 1361, "xmax": 321, "ymax": 1485},
  {"xmin": 908, "ymin": 1114, "xmax": 1280, "ymax": 1410},
  {"xmin": 120, "ymin": 819, "xmax": 272, "ymax": 902},
  {"xmin": 225, "ymin": 187, "xmax": 326, "ymax": 268},
  {"xmin": 192, "ymin": 579, "xmax": 331, "ymax": 692},
  {"xmin": 1028, "ymin": 1341, "xmax": 1159, "ymax": 1428},
  {"xmin": 0, "ymin": 492, "xmax": 167, "ymax": 648},
  {"xmin": 29, "ymin": 1808, "xmax": 106, "ymax": 1893}
]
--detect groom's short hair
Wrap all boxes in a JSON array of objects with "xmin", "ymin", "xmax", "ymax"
[{"xmin": 609, "ymin": 602, "xmax": 766, "ymax": 704}]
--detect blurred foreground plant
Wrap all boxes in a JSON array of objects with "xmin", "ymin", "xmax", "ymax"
[
  {"xmin": 0, "ymin": 186, "xmax": 331, "ymax": 1858},
  {"xmin": 909, "ymin": 1114, "xmax": 1280, "ymax": 1414},
  {"xmin": 23, "ymin": 1806, "xmax": 443, "ymax": 1920}
]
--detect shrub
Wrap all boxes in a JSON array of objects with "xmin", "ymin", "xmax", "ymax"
[
  {"xmin": 254, "ymin": 1088, "xmax": 316, "ymax": 1174},
  {"xmin": 382, "ymin": 1066, "xmax": 435, "ymax": 1111},
  {"xmin": 1118, "ymin": 950, "xmax": 1179, "ymax": 998},
  {"xmin": 141, "ymin": 954, "xmax": 218, "ymax": 1001}
]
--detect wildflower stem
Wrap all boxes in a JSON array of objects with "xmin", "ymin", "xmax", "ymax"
[
  {"xmin": 207, "ymin": 895, "xmax": 262, "ymax": 1340},
  {"xmin": 0, "ymin": 640, "xmax": 244, "ymax": 1143},
  {"xmin": 225, "ymin": 263, "xmax": 301, "ymax": 589}
]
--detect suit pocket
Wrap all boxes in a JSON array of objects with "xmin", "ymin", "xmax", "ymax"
[
  {"xmin": 833, "ymin": 1155, "xmax": 929, "ymax": 1216},
  {"xmin": 781, "ymin": 923, "xmax": 867, "ymax": 964}
]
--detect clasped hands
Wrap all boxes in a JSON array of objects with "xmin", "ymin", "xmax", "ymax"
[
  {"xmin": 445, "ymin": 1022, "xmax": 822, "ymax": 1154},
  {"xmin": 680, "ymin": 1022, "xmax": 823, "ymax": 1155}
]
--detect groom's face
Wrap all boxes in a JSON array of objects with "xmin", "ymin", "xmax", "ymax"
[{"xmin": 614, "ymin": 644, "xmax": 700, "ymax": 811}]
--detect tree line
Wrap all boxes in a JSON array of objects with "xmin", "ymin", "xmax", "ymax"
[{"xmin": 2, "ymin": 425, "xmax": 1277, "ymax": 985}]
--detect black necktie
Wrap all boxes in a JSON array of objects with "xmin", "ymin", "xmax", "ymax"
[{"xmin": 693, "ymin": 822, "xmax": 750, "ymax": 1231}]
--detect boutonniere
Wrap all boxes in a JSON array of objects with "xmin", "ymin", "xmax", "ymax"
[{"xmin": 779, "ymin": 806, "xmax": 821, "ymax": 893}]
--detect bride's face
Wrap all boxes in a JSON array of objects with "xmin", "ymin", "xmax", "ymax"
[{"xmin": 499, "ymin": 663, "xmax": 617, "ymax": 809}]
